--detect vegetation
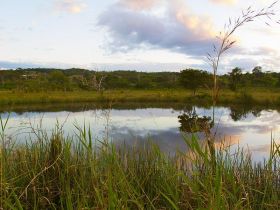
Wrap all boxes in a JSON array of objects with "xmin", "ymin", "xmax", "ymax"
[
  {"xmin": 1, "ymin": 3, "xmax": 280, "ymax": 209},
  {"xmin": 1, "ymin": 67, "xmax": 280, "ymax": 92},
  {"xmin": 0, "ymin": 68, "xmax": 181, "ymax": 91},
  {"xmin": 1, "ymin": 119, "xmax": 280, "ymax": 209},
  {"xmin": 206, "ymin": 2, "xmax": 277, "ymax": 105},
  {"xmin": 2, "ymin": 87, "xmax": 280, "ymax": 112},
  {"xmin": 228, "ymin": 67, "xmax": 242, "ymax": 91},
  {"xmin": 1, "ymin": 67, "xmax": 280, "ymax": 108},
  {"xmin": 179, "ymin": 69, "xmax": 211, "ymax": 95}
]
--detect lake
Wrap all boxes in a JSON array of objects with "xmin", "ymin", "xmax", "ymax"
[{"xmin": 1, "ymin": 104, "xmax": 280, "ymax": 162}]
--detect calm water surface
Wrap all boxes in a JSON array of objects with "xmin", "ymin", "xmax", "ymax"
[{"xmin": 2, "ymin": 105, "xmax": 280, "ymax": 162}]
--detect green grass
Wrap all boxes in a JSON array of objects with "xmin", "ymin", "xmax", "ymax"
[
  {"xmin": 1, "ymin": 88, "xmax": 280, "ymax": 107},
  {"xmin": 1, "ymin": 118, "xmax": 280, "ymax": 209}
]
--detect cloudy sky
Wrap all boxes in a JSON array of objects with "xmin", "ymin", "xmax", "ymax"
[{"xmin": 0, "ymin": 0, "xmax": 279, "ymax": 72}]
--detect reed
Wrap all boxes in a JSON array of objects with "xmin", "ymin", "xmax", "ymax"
[{"xmin": 1, "ymin": 88, "xmax": 280, "ymax": 107}]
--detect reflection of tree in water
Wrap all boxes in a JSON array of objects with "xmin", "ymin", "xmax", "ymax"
[
  {"xmin": 178, "ymin": 105, "xmax": 264, "ymax": 134},
  {"xmin": 230, "ymin": 106, "xmax": 262, "ymax": 121},
  {"xmin": 178, "ymin": 107, "xmax": 214, "ymax": 134}
]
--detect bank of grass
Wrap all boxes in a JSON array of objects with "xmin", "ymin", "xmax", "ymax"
[
  {"xmin": 1, "ymin": 88, "xmax": 280, "ymax": 107},
  {"xmin": 1, "ymin": 120, "xmax": 280, "ymax": 209}
]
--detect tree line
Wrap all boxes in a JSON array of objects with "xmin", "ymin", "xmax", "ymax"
[{"xmin": 0, "ymin": 67, "xmax": 279, "ymax": 92}]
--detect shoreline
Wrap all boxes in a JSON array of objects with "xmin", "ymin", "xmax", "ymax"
[{"xmin": 0, "ymin": 89, "xmax": 280, "ymax": 107}]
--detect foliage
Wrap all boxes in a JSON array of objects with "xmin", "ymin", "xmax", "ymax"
[
  {"xmin": 1, "ymin": 123, "xmax": 280, "ymax": 209},
  {"xmin": 48, "ymin": 70, "xmax": 71, "ymax": 91},
  {"xmin": 0, "ymin": 69, "xmax": 181, "ymax": 91},
  {"xmin": 1, "ymin": 67, "xmax": 280, "ymax": 93},
  {"xmin": 229, "ymin": 67, "xmax": 242, "ymax": 91},
  {"xmin": 179, "ymin": 69, "xmax": 211, "ymax": 95},
  {"xmin": 252, "ymin": 66, "xmax": 263, "ymax": 75}
]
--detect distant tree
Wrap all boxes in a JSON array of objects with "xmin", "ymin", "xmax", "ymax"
[
  {"xmin": 0, "ymin": 71, "xmax": 4, "ymax": 87},
  {"xmin": 252, "ymin": 66, "xmax": 262, "ymax": 76},
  {"xmin": 180, "ymin": 69, "xmax": 210, "ymax": 95},
  {"xmin": 229, "ymin": 67, "xmax": 242, "ymax": 91},
  {"xmin": 91, "ymin": 71, "xmax": 107, "ymax": 91},
  {"xmin": 48, "ymin": 70, "xmax": 70, "ymax": 91}
]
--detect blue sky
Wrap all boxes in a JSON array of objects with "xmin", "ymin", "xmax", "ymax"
[{"xmin": 0, "ymin": 0, "xmax": 279, "ymax": 72}]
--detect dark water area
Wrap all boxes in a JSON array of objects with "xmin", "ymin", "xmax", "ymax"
[{"xmin": 1, "ymin": 103, "xmax": 280, "ymax": 162}]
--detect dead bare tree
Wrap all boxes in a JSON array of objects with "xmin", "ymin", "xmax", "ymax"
[
  {"xmin": 92, "ymin": 69, "xmax": 107, "ymax": 92},
  {"xmin": 207, "ymin": 1, "xmax": 279, "ymax": 106}
]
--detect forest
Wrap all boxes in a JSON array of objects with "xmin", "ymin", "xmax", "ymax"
[{"xmin": 0, "ymin": 66, "xmax": 278, "ymax": 92}]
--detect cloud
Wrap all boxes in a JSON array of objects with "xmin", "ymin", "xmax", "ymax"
[
  {"xmin": 0, "ymin": 60, "xmax": 193, "ymax": 71},
  {"xmin": 91, "ymin": 62, "xmax": 192, "ymax": 71},
  {"xmin": 248, "ymin": 47, "xmax": 278, "ymax": 56},
  {"xmin": 98, "ymin": 0, "xmax": 216, "ymax": 57},
  {"xmin": 120, "ymin": 0, "xmax": 161, "ymax": 10},
  {"xmin": 54, "ymin": 0, "xmax": 86, "ymax": 14},
  {"xmin": 210, "ymin": 0, "xmax": 237, "ymax": 5},
  {"xmin": 0, "ymin": 60, "xmax": 75, "ymax": 70},
  {"xmin": 222, "ymin": 45, "xmax": 280, "ymax": 72},
  {"xmin": 169, "ymin": 0, "xmax": 215, "ymax": 39},
  {"xmin": 0, "ymin": 61, "xmax": 40, "ymax": 69},
  {"xmin": 226, "ymin": 57, "xmax": 259, "ymax": 70}
]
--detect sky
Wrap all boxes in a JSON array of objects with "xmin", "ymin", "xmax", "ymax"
[{"xmin": 0, "ymin": 0, "xmax": 280, "ymax": 73}]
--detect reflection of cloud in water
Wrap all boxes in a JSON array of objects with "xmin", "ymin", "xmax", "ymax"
[
  {"xmin": 215, "ymin": 110, "xmax": 280, "ymax": 135},
  {"xmin": 3, "ymin": 107, "xmax": 280, "ymax": 160},
  {"xmin": 214, "ymin": 135, "xmax": 241, "ymax": 149},
  {"xmin": 111, "ymin": 125, "xmax": 241, "ymax": 155},
  {"xmin": 109, "ymin": 108, "xmax": 280, "ymax": 160},
  {"xmin": 251, "ymin": 144, "xmax": 271, "ymax": 153},
  {"xmin": 112, "ymin": 127, "xmax": 188, "ymax": 154}
]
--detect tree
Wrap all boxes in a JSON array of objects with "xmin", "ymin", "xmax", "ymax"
[
  {"xmin": 48, "ymin": 70, "xmax": 70, "ymax": 91},
  {"xmin": 180, "ymin": 69, "xmax": 210, "ymax": 95},
  {"xmin": 0, "ymin": 71, "xmax": 5, "ymax": 87},
  {"xmin": 229, "ymin": 67, "xmax": 242, "ymax": 91},
  {"xmin": 252, "ymin": 66, "xmax": 262, "ymax": 76}
]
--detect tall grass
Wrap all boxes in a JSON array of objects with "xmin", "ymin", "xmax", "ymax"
[
  {"xmin": 1, "ymin": 88, "xmax": 280, "ymax": 107},
  {"xmin": 1, "ymin": 120, "xmax": 280, "ymax": 209}
]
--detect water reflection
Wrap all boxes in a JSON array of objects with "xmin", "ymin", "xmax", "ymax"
[
  {"xmin": 229, "ymin": 105, "xmax": 262, "ymax": 121},
  {"xmin": 178, "ymin": 107, "xmax": 213, "ymax": 134}
]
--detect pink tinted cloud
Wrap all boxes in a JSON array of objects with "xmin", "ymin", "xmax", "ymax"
[
  {"xmin": 99, "ymin": 0, "xmax": 217, "ymax": 56},
  {"xmin": 120, "ymin": 0, "xmax": 162, "ymax": 10},
  {"xmin": 169, "ymin": 0, "xmax": 215, "ymax": 40},
  {"xmin": 54, "ymin": 0, "xmax": 87, "ymax": 14},
  {"xmin": 210, "ymin": 0, "xmax": 237, "ymax": 5}
]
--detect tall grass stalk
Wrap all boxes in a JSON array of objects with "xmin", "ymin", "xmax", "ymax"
[{"xmin": 207, "ymin": 1, "xmax": 278, "ymax": 105}]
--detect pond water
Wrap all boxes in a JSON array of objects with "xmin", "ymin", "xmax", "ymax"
[{"xmin": 1, "ymin": 104, "xmax": 280, "ymax": 162}]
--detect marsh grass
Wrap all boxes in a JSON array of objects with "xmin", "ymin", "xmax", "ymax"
[
  {"xmin": 2, "ymin": 88, "xmax": 280, "ymax": 108},
  {"xmin": 1, "ymin": 119, "xmax": 280, "ymax": 209}
]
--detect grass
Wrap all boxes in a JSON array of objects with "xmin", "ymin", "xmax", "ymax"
[
  {"xmin": 1, "ymin": 118, "xmax": 280, "ymax": 209},
  {"xmin": 1, "ymin": 88, "xmax": 280, "ymax": 107}
]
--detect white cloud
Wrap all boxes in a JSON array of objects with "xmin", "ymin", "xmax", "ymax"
[
  {"xmin": 120, "ymin": 0, "xmax": 161, "ymax": 10},
  {"xmin": 210, "ymin": 0, "xmax": 237, "ymax": 5},
  {"xmin": 54, "ymin": 0, "xmax": 87, "ymax": 14},
  {"xmin": 98, "ymin": 0, "xmax": 216, "ymax": 56}
]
